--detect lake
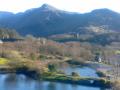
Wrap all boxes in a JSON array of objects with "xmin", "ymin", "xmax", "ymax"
[{"xmin": 0, "ymin": 64, "xmax": 108, "ymax": 90}]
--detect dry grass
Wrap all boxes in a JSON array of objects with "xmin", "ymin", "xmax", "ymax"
[{"xmin": 0, "ymin": 58, "xmax": 9, "ymax": 65}]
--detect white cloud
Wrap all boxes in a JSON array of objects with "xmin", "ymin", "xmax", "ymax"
[{"xmin": 0, "ymin": 0, "xmax": 120, "ymax": 13}]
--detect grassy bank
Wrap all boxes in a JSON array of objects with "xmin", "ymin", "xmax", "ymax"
[
  {"xmin": 0, "ymin": 57, "xmax": 112, "ymax": 88},
  {"xmin": 42, "ymin": 72, "xmax": 111, "ymax": 88}
]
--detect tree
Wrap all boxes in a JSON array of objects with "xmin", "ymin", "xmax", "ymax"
[
  {"xmin": 71, "ymin": 72, "xmax": 80, "ymax": 77},
  {"xmin": 48, "ymin": 64, "xmax": 56, "ymax": 72}
]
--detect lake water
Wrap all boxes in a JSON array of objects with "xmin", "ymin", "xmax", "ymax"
[
  {"xmin": 0, "ymin": 74, "xmax": 106, "ymax": 90},
  {"xmin": 0, "ymin": 64, "xmax": 108, "ymax": 90},
  {"xmin": 59, "ymin": 65, "xmax": 99, "ymax": 78}
]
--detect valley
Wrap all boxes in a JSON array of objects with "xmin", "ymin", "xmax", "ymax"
[{"xmin": 0, "ymin": 3, "xmax": 120, "ymax": 90}]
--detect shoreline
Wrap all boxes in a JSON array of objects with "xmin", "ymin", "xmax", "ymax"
[
  {"xmin": 0, "ymin": 66, "xmax": 112, "ymax": 88},
  {"xmin": 0, "ymin": 59, "xmax": 112, "ymax": 88}
]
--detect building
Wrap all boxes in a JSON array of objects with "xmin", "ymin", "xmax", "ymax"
[
  {"xmin": 0, "ymin": 40, "xmax": 3, "ymax": 44},
  {"xmin": 98, "ymin": 56, "xmax": 102, "ymax": 63},
  {"xmin": 95, "ymin": 54, "xmax": 102, "ymax": 63}
]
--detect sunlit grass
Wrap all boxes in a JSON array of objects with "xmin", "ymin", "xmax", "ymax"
[
  {"xmin": 115, "ymin": 50, "xmax": 120, "ymax": 54},
  {"xmin": 0, "ymin": 58, "xmax": 9, "ymax": 65}
]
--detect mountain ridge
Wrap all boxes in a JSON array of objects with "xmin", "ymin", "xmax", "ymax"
[{"xmin": 0, "ymin": 4, "xmax": 120, "ymax": 37}]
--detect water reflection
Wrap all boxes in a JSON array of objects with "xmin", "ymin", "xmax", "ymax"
[
  {"xmin": 58, "ymin": 62, "xmax": 99, "ymax": 78},
  {"xmin": 0, "ymin": 73, "xmax": 107, "ymax": 90}
]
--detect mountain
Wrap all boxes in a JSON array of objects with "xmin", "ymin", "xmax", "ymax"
[
  {"xmin": 0, "ymin": 4, "xmax": 120, "ymax": 37},
  {"xmin": 0, "ymin": 11, "xmax": 14, "ymax": 19}
]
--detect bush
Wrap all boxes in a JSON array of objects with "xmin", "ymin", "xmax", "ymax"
[
  {"xmin": 71, "ymin": 72, "xmax": 80, "ymax": 77},
  {"xmin": 39, "ymin": 55, "xmax": 47, "ymax": 60},
  {"xmin": 0, "ymin": 58, "xmax": 9, "ymax": 65},
  {"xmin": 48, "ymin": 64, "xmax": 57, "ymax": 72}
]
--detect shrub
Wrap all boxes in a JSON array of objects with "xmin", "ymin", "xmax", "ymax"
[
  {"xmin": 48, "ymin": 64, "xmax": 57, "ymax": 72},
  {"xmin": 0, "ymin": 58, "xmax": 9, "ymax": 65},
  {"xmin": 71, "ymin": 72, "xmax": 80, "ymax": 77}
]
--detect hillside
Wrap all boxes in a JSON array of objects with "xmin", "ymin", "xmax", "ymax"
[
  {"xmin": 0, "ymin": 4, "xmax": 120, "ymax": 37},
  {"xmin": 0, "ymin": 28, "xmax": 20, "ymax": 39}
]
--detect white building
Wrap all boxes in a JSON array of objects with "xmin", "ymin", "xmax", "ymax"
[
  {"xmin": 95, "ymin": 54, "xmax": 102, "ymax": 63},
  {"xmin": 98, "ymin": 57, "xmax": 102, "ymax": 63},
  {"xmin": 0, "ymin": 40, "xmax": 3, "ymax": 44}
]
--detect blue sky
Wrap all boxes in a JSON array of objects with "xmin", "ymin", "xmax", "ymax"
[{"xmin": 0, "ymin": 0, "xmax": 119, "ymax": 13}]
